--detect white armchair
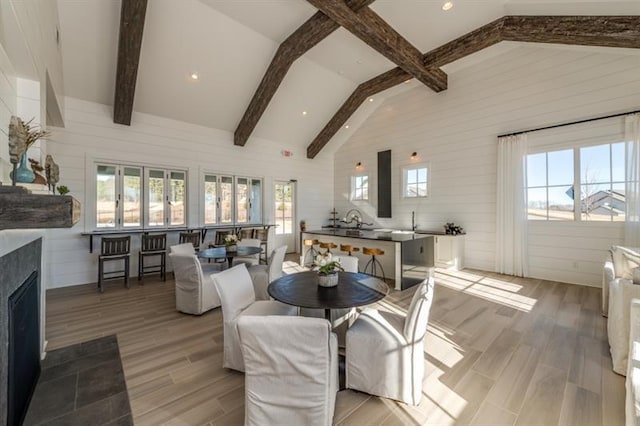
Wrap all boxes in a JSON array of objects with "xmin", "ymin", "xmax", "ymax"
[
  {"xmin": 606, "ymin": 246, "xmax": 640, "ymax": 375},
  {"xmin": 346, "ymin": 276, "xmax": 434, "ymax": 405},
  {"xmin": 627, "ymin": 299, "xmax": 640, "ymax": 426},
  {"xmin": 213, "ymin": 264, "xmax": 297, "ymax": 372},
  {"xmin": 237, "ymin": 315, "xmax": 338, "ymax": 426},
  {"xmin": 169, "ymin": 253, "xmax": 221, "ymax": 315},
  {"xmin": 247, "ymin": 245, "xmax": 287, "ymax": 300}
]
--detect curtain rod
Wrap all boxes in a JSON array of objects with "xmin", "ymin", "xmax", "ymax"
[{"xmin": 497, "ymin": 108, "xmax": 640, "ymax": 139}]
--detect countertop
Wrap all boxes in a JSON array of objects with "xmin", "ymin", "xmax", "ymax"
[{"xmin": 304, "ymin": 229, "xmax": 438, "ymax": 243}]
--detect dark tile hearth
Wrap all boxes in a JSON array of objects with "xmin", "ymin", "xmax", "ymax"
[{"xmin": 24, "ymin": 335, "xmax": 132, "ymax": 426}]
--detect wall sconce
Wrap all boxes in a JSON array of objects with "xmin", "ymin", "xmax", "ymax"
[
  {"xmin": 410, "ymin": 152, "xmax": 417, "ymax": 159},
  {"xmin": 355, "ymin": 161, "xmax": 362, "ymax": 169}
]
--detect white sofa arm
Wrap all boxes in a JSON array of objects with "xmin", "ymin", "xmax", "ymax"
[
  {"xmin": 627, "ymin": 299, "xmax": 640, "ymax": 426},
  {"xmin": 603, "ymin": 260, "xmax": 615, "ymax": 317}
]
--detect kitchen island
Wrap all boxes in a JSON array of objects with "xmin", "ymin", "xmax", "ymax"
[{"xmin": 302, "ymin": 229, "xmax": 436, "ymax": 290}]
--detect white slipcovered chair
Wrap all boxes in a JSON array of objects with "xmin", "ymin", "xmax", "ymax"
[
  {"xmin": 169, "ymin": 252, "xmax": 221, "ymax": 315},
  {"xmin": 237, "ymin": 315, "xmax": 338, "ymax": 426},
  {"xmin": 170, "ymin": 242, "xmax": 195, "ymax": 255},
  {"xmin": 627, "ymin": 299, "xmax": 640, "ymax": 426},
  {"xmin": 346, "ymin": 276, "xmax": 434, "ymax": 405},
  {"xmin": 248, "ymin": 245, "xmax": 287, "ymax": 300},
  {"xmin": 213, "ymin": 264, "xmax": 297, "ymax": 372},
  {"xmin": 605, "ymin": 246, "xmax": 640, "ymax": 375},
  {"xmin": 232, "ymin": 238, "xmax": 261, "ymax": 267},
  {"xmin": 300, "ymin": 255, "xmax": 359, "ymax": 326}
]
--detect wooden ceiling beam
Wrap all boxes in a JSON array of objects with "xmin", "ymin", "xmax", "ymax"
[
  {"xmin": 306, "ymin": 0, "xmax": 447, "ymax": 92},
  {"xmin": 234, "ymin": 0, "xmax": 376, "ymax": 147},
  {"xmin": 501, "ymin": 16, "xmax": 640, "ymax": 48},
  {"xmin": 113, "ymin": 0, "xmax": 148, "ymax": 126},
  {"xmin": 307, "ymin": 15, "xmax": 640, "ymax": 158}
]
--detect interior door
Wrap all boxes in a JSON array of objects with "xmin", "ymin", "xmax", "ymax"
[{"xmin": 274, "ymin": 181, "xmax": 296, "ymax": 253}]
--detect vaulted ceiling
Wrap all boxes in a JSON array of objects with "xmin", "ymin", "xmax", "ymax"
[{"xmin": 57, "ymin": 0, "xmax": 640, "ymax": 156}]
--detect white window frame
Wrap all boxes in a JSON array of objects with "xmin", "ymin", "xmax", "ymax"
[
  {"xmin": 526, "ymin": 141, "xmax": 627, "ymax": 222},
  {"xmin": 351, "ymin": 174, "xmax": 369, "ymax": 201},
  {"xmin": 92, "ymin": 161, "xmax": 188, "ymax": 230},
  {"xmin": 402, "ymin": 163, "xmax": 429, "ymax": 198},
  {"xmin": 202, "ymin": 173, "xmax": 263, "ymax": 225}
]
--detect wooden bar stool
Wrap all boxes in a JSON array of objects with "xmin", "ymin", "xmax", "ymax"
[
  {"xmin": 303, "ymin": 239, "xmax": 320, "ymax": 266},
  {"xmin": 138, "ymin": 233, "xmax": 167, "ymax": 283},
  {"xmin": 319, "ymin": 242, "xmax": 337, "ymax": 254},
  {"xmin": 254, "ymin": 229, "xmax": 269, "ymax": 265},
  {"xmin": 340, "ymin": 244, "xmax": 360, "ymax": 256},
  {"xmin": 239, "ymin": 228, "xmax": 255, "ymax": 240},
  {"xmin": 362, "ymin": 247, "xmax": 386, "ymax": 282},
  {"xmin": 98, "ymin": 236, "xmax": 131, "ymax": 293},
  {"xmin": 179, "ymin": 231, "xmax": 201, "ymax": 250}
]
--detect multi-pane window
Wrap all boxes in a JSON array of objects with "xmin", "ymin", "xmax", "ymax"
[
  {"xmin": 527, "ymin": 149, "xmax": 574, "ymax": 220},
  {"xmin": 403, "ymin": 165, "xmax": 428, "ymax": 198},
  {"xmin": 94, "ymin": 164, "xmax": 186, "ymax": 229},
  {"xmin": 351, "ymin": 175, "xmax": 369, "ymax": 201},
  {"xmin": 526, "ymin": 142, "xmax": 627, "ymax": 222},
  {"xmin": 203, "ymin": 174, "xmax": 262, "ymax": 225}
]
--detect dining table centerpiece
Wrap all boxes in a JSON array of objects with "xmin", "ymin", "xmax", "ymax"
[
  {"xmin": 314, "ymin": 252, "xmax": 344, "ymax": 287},
  {"xmin": 224, "ymin": 234, "xmax": 238, "ymax": 251}
]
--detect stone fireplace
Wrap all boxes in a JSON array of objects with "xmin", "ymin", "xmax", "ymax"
[{"xmin": 0, "ymin": 231, "xmax": 46, "ymax": 425}]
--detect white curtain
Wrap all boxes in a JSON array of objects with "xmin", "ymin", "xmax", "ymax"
[
  {"xmin": 496, "ymin": 134, "xmax": 529, "ymax": 276},
  {"xmin": 626, "ymin": 113, "xmax": 640, "ymax": 247}
]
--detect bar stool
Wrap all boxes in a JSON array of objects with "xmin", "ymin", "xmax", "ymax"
[
  {"xmin": 98, "ymin": 236, "xmax": 131, "ymax": 293},
  {"xmin": 319, "ymin": 242, "xmax": 337, "ymax": 254},
  {"xmin": 340, "ymin": 244, "xmax": 360, "ymax": 256},
  {"xmin": 362, "ymin": 247, "xmax": 386, "ymax": 282},
  {"xmin": 138, "ymin": 233, "xmax": 167, "ymax": 283},
  {"xmin": 254, "ymin": 228, "xmax": 269, "ymax": 265},
  {"xmin": 179, "ymin": 231, "xmax": 201, "ymax": 250},
  {"xmin": 302, "ymin": 239, "xmax": 320, "ymax": 266},
  {"xmin": 215, "ymin": 230, "xmax": 233, "ymax": 246}
]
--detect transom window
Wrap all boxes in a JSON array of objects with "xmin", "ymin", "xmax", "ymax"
[
  {"xmin": 527, "ymin": 142, "xmax": 627, "ymax": 221},
  {"xmin": 351, "ymin": 175, "xmax": 369, "ymax": 201},
  {"xmin": 403, "ymin": 165, "xmax": 428, "ymax": 198}
]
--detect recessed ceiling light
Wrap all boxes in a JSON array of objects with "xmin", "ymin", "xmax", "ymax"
[
  {"xmin": 368, "ymin": 98, "xmax": 374, "ymax": 102},
  {"xmin": 302, "ymin": 111, "xmax": 308, "ymax": 116},
  {"xmin": 404, "ymin": 79, "xmax": 412, "ymax": 84},
  {"xmin": 442, "ymin": 1, "xmax": 453, "ymax": 11},
  {"xmin": 190, "ymin": 72, "xmax": 199, "ymax": 80},
  {"xmin": 345, "ymin": 125, "xmax": 350, "ymax": 129}
]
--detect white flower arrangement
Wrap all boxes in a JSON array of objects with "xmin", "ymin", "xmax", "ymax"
[
  {"xmin": 314, "ymin": 252, "xmax": 344, "ymax": 275},
  {"xmin": 224, "ymin": 234, "xmax": 238, "ymax": 246}
]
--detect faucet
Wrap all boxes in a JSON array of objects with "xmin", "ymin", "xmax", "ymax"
[
  {"xmin": 342, "ymin": 208, "xmax": 373, "ymax": 229},
  {"xmin": 411, "ymin": 211, "xmax": 417, "ymax": 231}
]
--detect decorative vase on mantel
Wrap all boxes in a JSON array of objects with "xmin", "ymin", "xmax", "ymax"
[
  {"xmin": 10, "ymin": 153, "xmax": 35, "ymax": 184},
  {"xmin": 317, "ymin": 271, "xmax": 339, "ymax": 288}
]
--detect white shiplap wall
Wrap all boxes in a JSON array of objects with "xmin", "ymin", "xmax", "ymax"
[
  {"xmin": 334, "ymin": 45, "xmax": 640, "ymax": 287},
  {"xmin": 0, "ymin": 41, "xmax": 17, "ymax": 183},
  {"xmin": 45, "ymin": 97, "xmax": 334, "ymax": 288}
]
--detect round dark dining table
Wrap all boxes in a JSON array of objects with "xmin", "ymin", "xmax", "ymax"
[
  {"xmin": 268, "ymin": 271, "xmax": 389, "ymax": 320},
  {"xmin": 197, "ymin": 246, "xmax": 263, "ymax": 268}
]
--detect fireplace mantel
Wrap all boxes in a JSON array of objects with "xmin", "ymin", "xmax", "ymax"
[{"xmin": 0, "ymin": 186, "xmax": 80, "ymax": 230}]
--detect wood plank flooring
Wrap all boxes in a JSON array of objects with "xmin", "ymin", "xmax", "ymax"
[{"xmin": 45, "ymin": 263, "xmax": 624, "ymax": 425}]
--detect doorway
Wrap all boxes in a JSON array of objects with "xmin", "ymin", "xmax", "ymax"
[{"xmin": 274, "ymin": 181, "xmax": 296, "ymax": 254}]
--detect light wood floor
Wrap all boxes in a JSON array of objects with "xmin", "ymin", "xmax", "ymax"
[{"xmin": 45, "ymin": 263, "xmax": 624, "ymax": 425}]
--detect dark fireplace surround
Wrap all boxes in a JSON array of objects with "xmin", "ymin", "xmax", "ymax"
[{"xmin": 0, "ymin": 237, "xmax": 43, "ymax": 426}]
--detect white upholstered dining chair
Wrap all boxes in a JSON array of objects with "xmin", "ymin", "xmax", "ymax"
[
  {"xmin": 169, "ymin": 252, "xmax": 221, "ymax": 315},
  {"xmin": 232, "ymin": 238, "xmax": 261, "ymax": 267},
  {"xmin": 237, "ymin": 315, "xmax": 338, "ymax": 426},
  {"xmin": 346, "ymin": 276, "xmax": 434, "ymax": 405},
  {"xmin": 247, "ymin": 245, "xmax": 287, "ymax": 300},
  {"xmin": 213, "ymin": 264, "xmax": 297, "ymax": 372}
]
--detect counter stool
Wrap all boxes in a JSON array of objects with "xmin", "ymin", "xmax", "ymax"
[
  {"xmin": 179, "ymin": 231, "xmax": 201, "ymax": 250},
  {"xmin": 255, "ymin": 229, "xmax": 269, "ymax": 264},
  {"xmin": 138, "ymin": 233, "xmax": 167, "ymax": 283},
  {"xmin": 239, "ymin": 228, "xmax": 255, "ymax": 240},
  {"xmin": 362, "ymin": 247, "xmax": 386, "ymax": 282},
  {"xmin": 340, "ymin": 244, "xmax": 360, "ymax": 256},
  {"xmin": 303, "ymin": 239, "xmax": 320, "ymax": 266},
  {"xmin": 98, "ymin": 236, "xmax": 131, "ymax": 293},
  {"xmin": 319, "ymin": 242, "xmax": 337, "ymax": 254}
]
